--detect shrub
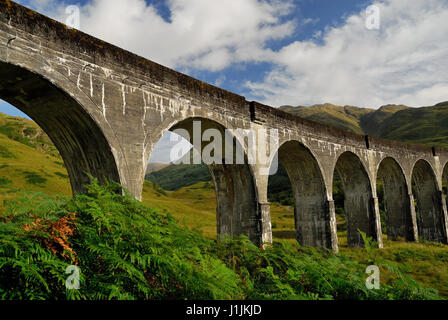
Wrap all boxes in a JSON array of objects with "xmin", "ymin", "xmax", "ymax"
[
  {"xmin": 23, "ymin": 172, "xmax": 47, "ymax": 186},
  {"xmin": 54, "ymin": 172, "xmax": 69, "ymax": 179},
  {"xmin": 0, "ymin": 146, "xmax": 15, "ymax": 159},
  {"xmin": 0, "ymin": 177, "xmax": 12, "ymax": 187}
]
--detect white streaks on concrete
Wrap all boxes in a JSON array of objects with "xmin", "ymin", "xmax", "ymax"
[{"xmin": 121, "ymin": 84, "xmax": 127, "ymax": 115}]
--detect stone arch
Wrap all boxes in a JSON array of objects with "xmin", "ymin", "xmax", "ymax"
[
  {"xmin": 0, "ymin": 60, "xmax": 120, "ymax": 194},
  {"xmin": 334, "ymin": 151, "xmax": 377, "ymax": 247},
  {"xmin": 377, "ymin": 157, "xmax": 415, "ymax": 241},
  {"xmin": 146, "ymin": 116, "xmax": 262, "ymax": 245},
  {"xmin": 268, "ymin": 140, "xmax": 333, "ymax": 248},
  {"xmin": 411, "ymin": 159, "xmax": 447, "ymax": 243}
]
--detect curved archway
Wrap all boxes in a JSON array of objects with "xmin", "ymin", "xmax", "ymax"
[
  {"xmin": 334, "ymin": 152, "xmax": 376, "ymax": 247},
  {"xmin": 412, "ymin": 159, "xmax": 447, "ymax": 243},
  {"xmin": 268, "ymin": 140, "xmax": 332, "ymax": 248},
  {"xmin": 377, "ymin": 157, "xmax": 415, "ymax": 241},
  {"xmin": 146, "ymin": 117, "xmax": 262, "ymax": 245},
  {"xmin": 0, "ymin": 61, "xmax": 120, "ymax": 194}
]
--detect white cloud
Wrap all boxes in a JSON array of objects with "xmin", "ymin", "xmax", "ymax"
[
  {"xmin": 247, "ymin": 0, "xmax": 448, "ymax": 108},
  {"xmin": 149, "ymin": 132, "xmax": 191, "ymax": 163},
  {"xmin": 19, "ymin": 0, "xmax": 295, "ymax": 71}
]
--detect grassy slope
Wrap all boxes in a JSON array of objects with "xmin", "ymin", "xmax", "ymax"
[
  {"xmin": 141, "ymin": 181, "xmax": 218, "ymax": 238},
  {"xmin": 0, "ymin": 112, "xmax": 70, "ymax": 207},
  {"xmin": 146, "ymin": 163, "xmax": 212, "ymax": 191},
  {"xmin": 141, "ymin": 180, "xmax": 294, "ymax": 240},
  {"xmin": 0, "ymin": 133, "xmax": 71, "ymax": 206},
  {"xmin": 0, "ymin": 112, "xmax": 59, "ymax": 157}
]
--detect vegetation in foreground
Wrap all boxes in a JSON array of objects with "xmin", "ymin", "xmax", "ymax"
[{"xmin": 0, "ymin": 180, "xmax": 440, "ymax": 300}]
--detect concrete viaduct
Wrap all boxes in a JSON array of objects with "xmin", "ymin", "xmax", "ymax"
[{"xmin": 1, "ymin": 1, "xmax": 448, "ymax": 253}]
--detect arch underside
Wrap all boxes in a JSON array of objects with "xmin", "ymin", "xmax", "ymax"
[
  {"xmin": 336, "ymin": 152, "xmax": 376, "ymax": 247},
  {"xmin": 170, "ymin": 118, "xmax": 261, "ymax": 245},
  {"xmin": 444, "ymin": 163, "xmax": 448, "ymax": 208},
  {"xmin": 412, "ymin": 160, "xmax": 446, "ymax": 243},
  {"xmin": 378, "ymin": 158, "xmax": 414, "ymax": 241},
  {"xmin": 0, "ymin": 61, "xmax": 120, "ymax": 194},
  {"xmin": 277, "ymin": 141, "xmax": 332, "ymax": 248}
]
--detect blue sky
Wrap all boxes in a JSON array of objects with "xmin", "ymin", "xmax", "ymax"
[
  {"xmin": 175, "ymin": 0, "xmax": 374, "ymax": 96},
  {"xmin": 2, "ymin": 0, "xmax": 448, "ymax": 161}
]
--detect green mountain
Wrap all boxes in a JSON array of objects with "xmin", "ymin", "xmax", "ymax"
[
  {"xmin": 279, "ymin": 103, "xmax": 375, "ymax": 134},
  {"xmin": 359, "ymin": 104, "xmax": 410, "ymax": 137},
  {"xmin": 0, "ymin": 112, "xmax": 59, "ymax": 157},
  {"xmin": 280, "ymin": 101, "xmax": 448, "ymax": 147},
  {"xmin": 370, "ymin": 103, "xmax": 448, "ymax": 146},
  {"xmin": 146, "ymin": 163, "xmax": 211, "ymax": 191}
]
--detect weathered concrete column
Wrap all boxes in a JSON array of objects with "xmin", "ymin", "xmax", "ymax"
[
  {"xmin": 438, "ymin": 190, "xmax": 448, "ymax": 244},
  {"xmin": 371, "ymin": 197, "xmax": 384, "ymax": 248},
  {"xmin": 209, "ymin": 163, "xmax": 262, "ymax": 245},
  {"xmin": 327, "ymin": 199, "xmax": 339, "ymax": 253},
  {"xmin": 258, "ymin": 202, "xmax": 273, "ymax": 245},
  {"xmin": 408, "ymin": 193, "xmax": 420, "ymax": 242}
]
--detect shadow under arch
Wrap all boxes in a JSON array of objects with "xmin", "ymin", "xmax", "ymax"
[
  {"xmin": 377, "ymin": 157, "xmax": 415, "ymax": 241},
  {"xmin": 151, "ymin": 116, "xmax": 262, "ymax": 245},
  {"xmin": 412, "ymin": 159, "xmax": 447, "ymax": 243},
  {"xmin": 268, "ymin": 140, "xmax": 333, "ymax": 248},
  {"xmin": 334, "ymin": 151, "xmax": 377, "ymax": 247},
  {"xmin": 0, "ymin": 61, "xmax": 120, "ymax": 194},
  {"xmin": 443, "ymin": 162, "xmax": 448, "ymax": 207}
]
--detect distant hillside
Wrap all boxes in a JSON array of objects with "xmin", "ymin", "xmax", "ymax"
[
  {"xmin": 146, "ymin": 163, "xmax": 212, "ymax": 191},
  {"xmin": 0, "ymin": 112, "xmax": 59, "ymax": 157},
  {"xmin": 1, "ymin": 116, "xmax": 447, "ymax": 299},
  {"xmin": 279, "ymin": 103, "xmax": 375, "ymax": 134},
  {"xmin": 146, "ymin": 162, "xmax": 170, "ymax": 175},
  {"xmin": 359, "ymin": 104, "xmax": 410, "ymax": 137},
  {"xmin": 370, "ymin": 103, "xmax": 448, "ymax": 146},
  {"xmin": 281, "ymin": 102, "xmax": 448, "ymax": 147},
  {"xmin": 0, "ymin": 123, "xmax": 71, "ymax": 205}
]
